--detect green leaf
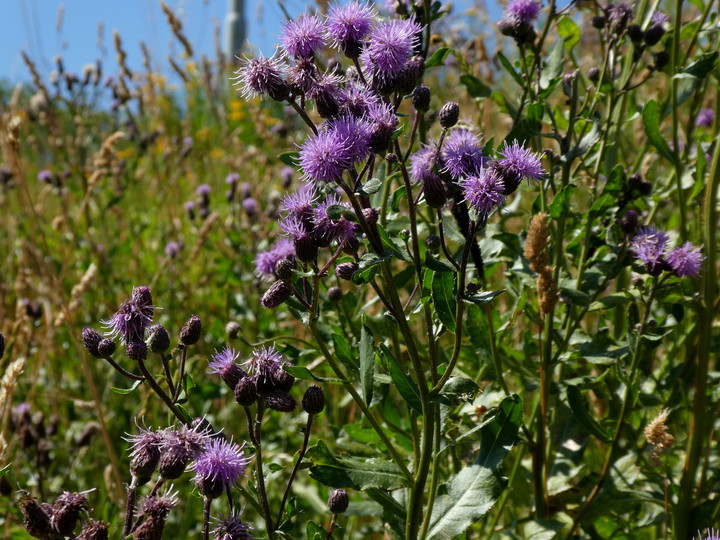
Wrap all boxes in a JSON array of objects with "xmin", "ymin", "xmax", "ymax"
[
  {"xmin": 425, "ymin": 47, "xmax": 452, "ymax": 68},
  {"xmin": 352, "ymin": 252, "xmax": 392, "ymax": 284},
  {"xmin": 381, "ymin": 344, "xmax": 423, "ymax": 414},
  {"xmin": 676, "ymin": 51, "xmax": 718, "ymax": 79},
  {"xmin": 360, "ymin": 324, "xmax": 375, "ymax": 404},
  {"xmin": 111, "ymin": 379, "xmax": 143, "ymax": 395},
  {"xmin": 326, "ymin": 204, "xmax": 358, "ymax": 222},
  {"xmin": 558, "ymin": 286, "xmax": 590, "ymax": 306},
  {"xmin": 566, "ymin": 385, "xmax": 612, "ymax": 443},
  {"xmin": 642, "ymin": 100, "xmax": 678, "ymax": 165},
  {"xmin": 377, "ymin": 224, "xmax": 409, "ymax": 261},
  {"xmin": 557, "ymin": 16, "xmax": 580, "ymax": 50},
  {"xmin": 283, "ymin": 365, "xmax": 346, "ymax": 384},
  {"xmin": 332, "ymin": 333, "xmax": 359, "ymax": 369},
  {"xmin": 358, "ymin": 177, "xmax": 383, "ymax": 195},
  {"xmin": 278, "ymin": 151, "xmax": 298, "ymax": 166},
  {"xmin": 498, "ymin": 51, "xmax": 524, "ymax": 87},
  {"xmin": 306, "ymin": 440, "xmax": 410, "ymax": 490},
  {"xmin": 427, "ymin": 395, "xmax": 522, "ymax": 540},
  {"xmin": 548, "ymin": 184, "xmax": 576, "ymax": 219},
  {"xmin": 425, "ymin": 253, "xmax": 457, "ymax": 273},
  {"xmin": 306, "ymin": 521, "xmax": 327, "ymax": 540},
  {"xmin": 464, "ymin": 289, "xmax": 505, "ymax": 305},
  {"xmin": 460, "ymin": 74, "xmax": 491, "ymax": 99},
  {"xmin": 432, "ymin": 271, "xmax": 457, "ymax": 333},
  {"xmin": 540, "ymin": 42, "xmax": 564, "ymax": 90}
]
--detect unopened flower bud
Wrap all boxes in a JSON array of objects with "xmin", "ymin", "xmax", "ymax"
[
  {"xmin": 438, "ymin": 102, "xmax": 459, "ymax": 128},
  {"xmin": 362, "ymin": 207, "xmax": 379, "ymax": 227},
  {"xmin": 180, "ymin": 315, "xmax": 202, "ymax": 345},
  {"xmin": 423, "ymin": 174, "xmax": 447, "ymax": 208},
  {"xmin": 426, "ymin": 234, "xmax": 440, "ymax": 252},
  {"xmin": 81, "ymin": 328, "xmax": 103, "ymax": 358},
  {"xmin": 412, "ymin": 85, "xmax": 431, "ymax": 111},
  {"xmin": 98, "ymin": 338, "xmax": 116, "ymax": 357},
  {"xmin": 234, "ymin": 377, "xmax": 258, "ymax": 406},
  {"xmin": 264, "ymin": 390, "xmax": 297, "ymax": 412},
  {"xmin": 148, "ymin": 324, "xmax": 170, "ymax": 354},
  {"xmin": 335, "ymin": 262, "xmax": 359, "ymax": 281},
  {"xmin": 591, "ymin": 15, "xmax": 606, "ymax": 28},
  {"xmin": 588, "ymin": 67, "xmax": 600, "ymax": 82},
  {"xmin": 327, "ymin": 489, "xmax": 349, "ymax": 514},
  {"xmin": 127, "ymin": 340, "xmax": 148, "ymax": 362},
  {"xmin": 385, "ymin": 153, "xmax": 398, "ymax": 164},
  {"xmin": 275, "ymin": 259, "xmax": 295, "ymax": 281},
  {"xmin": 225, "ymin": 321, "xmax": 241, "ymax": 340},
  {"xmin": 327, "ymin": 286, "xmax": 343, "ymax": 302},
  {"xmin": 261, "ymin": 280, "xmax": 293, "ymax": 309},
  {"xmin": 51, "ymin": 491, "xmax": 89, "ymax": 537},
  {"xmin": 644, "ymin": 24, "xmax": 666, "ymax": 46},
  {"xmin": 627, "ymin": 24, "xmax": 643, "ymax": 42},
  {"xmin": 294, "ymin": 235, "xmax": 319, "ymax": 263},
  {"xmin": 272, "ymin": 367, "xmax": 295, "ymax": 393},
  {"xmin": 302, "ymin": 385, "xmax": 325, "ymax": 415},
  {"xmin": 620, "ymin": 210, "xmax": 640, "ymax": 234},
  {"xmin": 18, "ymin": 493, "xmax": 54, "ymax": 539}
]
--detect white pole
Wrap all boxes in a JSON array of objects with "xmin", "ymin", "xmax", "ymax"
[{"xmin": 224, "ymin": 0, "xmax": 246, "ymax": 60}]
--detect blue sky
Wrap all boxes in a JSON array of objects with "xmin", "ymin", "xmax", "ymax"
[{"xmin": 3, "ymin": 1, "xmax": 494, "ymax": 84}]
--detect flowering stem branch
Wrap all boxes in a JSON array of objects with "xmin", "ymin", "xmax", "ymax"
[
  {"xmin": 325, "ymin": 514, "xmax": 338, "ymax": 540},
  {"xmin": 202, "ymin": 496, "xmax": 212, "ymax": 540},
  {"xmin": 289, "ymin": 99, "xmax": 318, "ymax": 135},
  {"xmin": 172, "ymin": 346, "xmax": 188, "ymax": 402},
  {"xmin": 123, "ymin": 476, "xmax": 138, "ymax": 537},
  {"xmin": 250, "ymin": 404, "xmax": 274, "ymax": 535},
  {"xmin": 102, "ymin": 355, "xmax": 145, "ymax": 381},
  {"xmin": 136, "ymin": 359, "xmax": 189, "ymax": 424},
  {"xmin": 160, "ymin": 353, "xmax": 175, "ymax": 396},
  {"xmin": 275, "ymin": 414, "xmax": 314, "ymax": 528}
]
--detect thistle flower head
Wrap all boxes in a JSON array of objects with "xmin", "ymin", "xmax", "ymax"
[
  {"xmin": 459, "ymin": 167, "xmax": 506, "ymax": 220},
  {"xmin": 254, "ymin": 239, "xmax": 296, "ymax": 281},
  {"xmin": 126, "ymin": 422, "xmax": 164, "ymax": 479},
  {"xmin": 244, "ymin": 345, "xmax": 285, "ymax": 379},
  {"xmin": 366, "ymin": 101, "xmax": 398, "ymax": 153},
  {"xmin": 208, "ymin": 347, "xmax": 247, "ymax": 390},
  {"xmin": 362, "ymin": 18, "xmax": 422, "ymax": 82},
  {"xmin": 666, "ymin": 242, "xmax": 704, "ymax": 278},
  {"xmin": 139, "ymin": 487, "xmax": 178, "ymax": 518},
  {"xmin": 696, "ymin": 108, "xmax": 715, "ymax": 128},
  {"xmin": 165, "ymin": 241, "xmax": 181, "ymax": 258},
  {"xmin": 506, "ymin": 0, "xmax": 542, "ymax": 24},
  {"xmin": 338, "ymin": 83, "xmax": 380, "ymax": 117},
  {"xmin": 326, "ymin": 1, "xmax": 376, "ymax": 58},
  {"xmin": 191, "ymin": 439, "xmax": 249, "ymax": 498},
  {"xmin": 102, "ymin": 286, "xmax": 155, "ymax": 344},
  {"xmin": 280, "ymin": 14, "xmax": 327, "ymax": 59},
  {"xmin": 234, "ymin": 53, "xmax": 289, "ymax": 102},
  {"xmin": 696, "ymin": 529, "xmax": 720, "ymax": 540},
  {"xmin": 442, "ymin": 129, "xmax": 486, "ymax": 179},
  {"xmin": 313, "ymin": 194, "xmax": 358, "ymax": 246},
  {"xmin": 410, "ymin": 145, "xmax": 439, "ymax": 183},
  {"xmin": 495, "ymin": 140, "xmax": 545, "ymax": 194},
  {"xmin": 650, "ymin": 10, "xmax": 669, "ymax": 25},
  {"xmin": 212, "ymin": 512, "xmax": 254, "ymax": 540},
  {"xmin": 631, "ymin": 226, "xmax": 669, "ymax": 274},
  {"xmin": 281, "ymin": 184, "xmax": 317, "ymax": 225}
]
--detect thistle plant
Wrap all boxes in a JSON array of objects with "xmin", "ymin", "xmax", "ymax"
[{"xmin": 3, "ymin": 0, "xmax": 718, "ymax": 538}]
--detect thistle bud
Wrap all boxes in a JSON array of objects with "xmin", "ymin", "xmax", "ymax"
[
  {"xmin": 226, "ymin": 321, "xmax": 241, "ymax": 340},
  {"xmin": 335, "ymin": 262, "xmax": 359, "ymax": 281},
  {"xmin": 591, "ymin": 15, "xmax": 606, "ymax": 28},
  {"xmin": 264, "ymin": 390, "xmax": 297, "ymax": 413},
  {"xmin": 294, "ymin": 235, "xmax": 319, "ymax": 263},
  {"xmin": 81, "ymin": 328, "xmax": 103, "ymax": 358},
  {"xmin": 423, "ymin": 173, "xmax": 447, "ymax": 208},
  {"xmin": 275, "ymin": 259, "xmax": 295, "ymax": 281},
  {"xmin": 158, "ymin": 448, "xmax": 190, "ymax": 480},
  {"xmin": 234, "ymin": 377, "xmax": 258, "ymax": 407},
  {"xmin": 438, "ymin": 102, "xmax": 459, "ymax": 128},
  {"xmin": 620, "ymin": 209, "xmax": 639, "ymax": 234},
  {"xmin": 302, "ymin": 385, "xmax": 325, "ymax": 415},
  {"xmin": 327, "ymin": 489, "xmax": 349, "ymax": 514},
  {"xmin": 426, "ymin": 234, "xmax": 440, "ymax": 252},
  {"xmin": 98, "ymin": 338, "xmax": 116, "ymax": 357},
  {"xmin": 627, "ymin": 24, "xmax": 643, "ymax": 42},
  {"xmin": 76, "ymin": 519, "xmax": 109, "ymax": 540},
  {"xmin": 272, "ymin": 367, "xmax": 295, "ymax": 393},
  {"xmin": 148, "ymin": 324, "xmax": 170, "ymax": 354},
  {"xmin": 261, "ymin": 280, "xmax": 293, "ymax": 309},
  {"xmin": 51, "ymin": 491, "xmax": 88, "ymax": 537},
  {"xmin": 411, "ymin": 85, "xmax": 431, "ymax": 112},
  {"xmin": 180, "ymin": 315, "xmax": 202, "ymax": 346},
  {"xmin": 327, "ymin": 286, "xmax": 343, "ymax": 302},
  {"xmin": 18, "ymin": 493, "xmax": 54, "ymax": 539},
  {"xmin": 362, "ymin": 207, "xmax": 379, "ymax": 227},
  {"xmin": 588, "ymin": 67, "xmax": 600, "ymax": 83},
  {"xmin": 644, "ymin": 24, "xmax": 666, "ymax": 46},
  {"xmin": 127, "ymin": 340, "xmax": 148, "ymax": 362}
]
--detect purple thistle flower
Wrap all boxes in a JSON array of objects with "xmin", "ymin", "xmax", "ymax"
[
  {"xmin": 242, "ymin": 197, "xmax": 258, "ymax": 216},
  {"xmin": 280, "ymin": 14, "xmax": 327, "ymax": 59},
  {"xmin": 442, "ymin": 128, "xmax": 486, "ymax": 179},
  {"xmin": 225, "ymin": 173, "xmax": 239, "ymax": 185},
  {"xmin": 313, "ymin": 194, "xmax": 358, "ymax": 246},
  {"xmin": 362, "ymin": 18, "xmax": 422, "ymax": 82},
  {"xmin": 666, "ymin": 242, "xmax": 704, "ymax": 277},
  {"xmin": 191, "ymin": 439, "xmax": 248, "ymax": 496},
  {"xmin": 165, "ymin": 241, "xmax": 181, "ymax": 259},
  {"xmin": 650, "ymin": 11, "xmax": 670, "ymax": 25},
  {"xmin": 281, "ymin": 184, "xmax": 317, "ymax": 225},
  {"xmin": 102, "ymin": 286, "xmax": 155, "ymax": 344},
  {"xmin": 243, "ymin": 345, "xmax": 285, "ymax": 380},
  {"xmin": 696, "ymin": 529, "xmax": 720, "ymax": 540},
  {"xmin": 37, "ymin": 170, "xmax": 54, "ymax": 183},
  {"xmin": 366, "ymin": 101, "xmax": 398, "ymax": 153},
  {"xmin": 299, "ymin": 116, "xmax": 371, "ymax": 183},
  {"xmin": 254, "ymin": 239, "xmax": 296, "ymax": 281},
  {"xmin": 234, "ymin": 53, "xmax": 289, "ymax": 102},
  {"xmin": 410, "ymin": 145, "xmax": 439, "ymax": 183},
  {"xmin": 287, "ymin": 57, "xmax": 320, "ymax": 95},
  {"xmin": 307, "ymin": 72, "xmax": 344, "ymax": 118},
  {"xmin": 506, "ymin": 0, "xmax": 542, "ymax": 24},
  {"xmin": 326, "ymin": 1, "xmax": 376, "ymax": 58},
  {"xmin": 495, "ymin": 140, "xmax": 545, "ymax": 194},
  {"xmin": 459, "ymin": 167, "xmax": 506, "ymax": 219},
  {"xmin": 211, "ymin": 513, "xmax": 254, "ymax": 540},
  {"xmin": 280, "ymin": 215, "xmax": 310, "ymax": 240},
  {"xmin": 196, "ymin": 184, "xmax": 212, "ymax": 197},
  {"xmin": 208, "ymin": 347, "xmax": 247, "ymax": 390},
  {"xmin": 338, "ymin": 83, "xmax": 380, "ymax": 117},
  {"xmin": 631, "ymin": 226, "xmax": 669, "ymax": 274},
  {"xmin": 126, "ymin": 423, "xmax": 164, "ymax": 479},
  {"xmin": 696, "ymin": 108, "xmax": 715, "ymax": 128}
]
